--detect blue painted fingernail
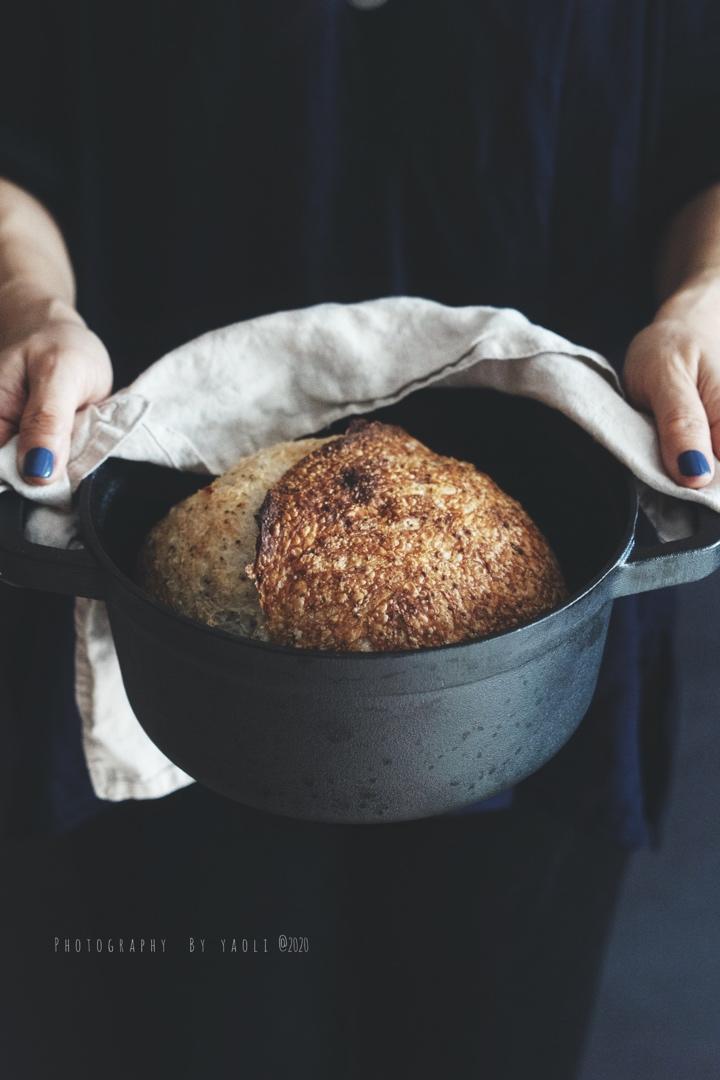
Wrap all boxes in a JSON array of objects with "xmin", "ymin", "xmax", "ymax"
[
  {"xmin": 677, "ymin": 449, "xmax": 711, "ymax": 477},
  {"xmin": 22, "ymin": 447, "xmax": 55, "ymax": 479}
]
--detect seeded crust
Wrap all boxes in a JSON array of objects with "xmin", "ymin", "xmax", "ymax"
[
  {"xmin": 138, "ymin": 437, "xmax": 338, "ymax": 638},
  {"xmin": 249, "ymin": 420, "xmax": 568, "ymax": 651}
]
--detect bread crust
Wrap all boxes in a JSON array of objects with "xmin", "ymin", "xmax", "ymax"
[{"xmin": 249, "ymin": 420, "xmax": 567, "ymax": 650}]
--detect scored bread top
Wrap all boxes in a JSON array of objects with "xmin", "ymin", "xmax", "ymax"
[{"xmin": 249, "ymin": 420, "xmax": 567, "ymax": 651}]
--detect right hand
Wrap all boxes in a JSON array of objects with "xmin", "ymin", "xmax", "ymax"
[{"xmin": 0, "ymin": 283, "xmax": 112, "ymax": 485}]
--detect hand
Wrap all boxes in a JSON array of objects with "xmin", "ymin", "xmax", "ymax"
[
  {"xmin": 623, "ymin": 273, "xmax": 720, "ymax": 488},
  {"xmin": 0, "ymin": 282, "xmax": 112, "ymax": 485}
]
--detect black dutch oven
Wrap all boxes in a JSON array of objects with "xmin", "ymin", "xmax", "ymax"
[{"xmin": 1, "ymin": 388, "xmax": 719, "ymax": 823}]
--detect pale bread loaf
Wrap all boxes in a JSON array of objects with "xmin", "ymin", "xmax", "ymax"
[{"xmin": 139, "ymin": 437, "xmax": 337, "ymax": 638}]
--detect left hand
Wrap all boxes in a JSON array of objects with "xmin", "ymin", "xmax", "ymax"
[{"xmin": 623, "ymin": 273, "xmax": 720, "ymax": 488}]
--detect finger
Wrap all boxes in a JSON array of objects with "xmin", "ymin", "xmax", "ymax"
[
  {"xmin": 0, "ymin": 414, "xmax": 18, "ymax": 448},
  {"xmin": 698, "ymin": 365, "xmax": 720, "ymax": 464},
  {"xmin": 17, "ymin": 350, "xmax": 86, "ymax": 485},
  {"xmin": 647, "ymin": 362, "xmax": 714, "ymax": 488},
  {"xmin": 0, "ymin": 350, "xmax": 27, "ymax": 447}
]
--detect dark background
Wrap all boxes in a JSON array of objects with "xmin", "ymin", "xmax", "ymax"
[{"xmin": 580, "ymin": 571, "xmax": 720, "ymax": 1078}]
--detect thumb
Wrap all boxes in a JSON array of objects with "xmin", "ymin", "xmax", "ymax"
[
  {"xmin": 645, "ymin": 362, "xmax": 714, "ymax": 488},
  {"xmin": 17, "ymin": 351, "xmax": 88, "ymax": 485}
]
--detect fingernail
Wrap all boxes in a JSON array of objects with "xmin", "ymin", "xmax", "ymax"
[
  {"xmin": 22, "ymin": 447, "xmax": 55, "ymax": 479},
  {"xmin": 677, "ymin": 449, "xmax": 711, "ymax": 477}
]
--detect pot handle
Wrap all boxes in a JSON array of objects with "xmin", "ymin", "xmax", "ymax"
[
  {"xmin": 0, "ymin": 489, "xmax": 105, "ymax": 599},
  {"xmin": 611, "ymin": 503, "xmax": 720, "ymax": 598}
]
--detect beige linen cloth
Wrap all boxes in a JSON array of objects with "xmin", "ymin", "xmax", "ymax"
[{"xmin": 1, "ymin": 296, "xmax": 719, "ymax": 801}]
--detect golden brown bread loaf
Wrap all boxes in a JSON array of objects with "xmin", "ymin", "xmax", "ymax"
[
  {"xmin": 140, "ymin": 414, "xmax": 569, "ymax": 648},
  {"xmin": 140, "ymin": 420, "xmax": 567, "ymax": 650},
  {"xmin": 249, "ymin": 420, "xmax": 567, "ymax": 650}
]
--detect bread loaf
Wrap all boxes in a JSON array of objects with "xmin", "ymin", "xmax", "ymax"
[
  {"xmin": 249, "ymin": 420, "xmax": 567, "ymax": 650},
  {"xmin": 140, "ymin": 420, "xmax": 567, "ymax": 650},
  {"xmin": 139, "ymin": 437, "xmax": 337, "ymax": 639}
]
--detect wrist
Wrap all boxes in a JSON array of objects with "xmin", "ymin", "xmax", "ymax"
[
  {"xmin": 0, "ymin": 278, "xmax": 85, "ymax": 347},
  {"xmin": 654, "ymin": 269, "xmax": 720, "ymax": 328}
]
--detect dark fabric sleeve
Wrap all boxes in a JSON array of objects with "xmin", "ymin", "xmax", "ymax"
[
  {"xmin": 645, "ymin": 1, "xmax": 720, "ymax": 236},
  {"xmin": 0, "ymin": 5, "xmax": 73, "ymax": 234}
]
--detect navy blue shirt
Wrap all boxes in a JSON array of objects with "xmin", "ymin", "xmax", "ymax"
[{"xmin": 0, "ymin": 1, "xmax": 717, "ymax": 845}]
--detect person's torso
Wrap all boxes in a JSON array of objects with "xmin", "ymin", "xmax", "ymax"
[{"xmin": 57, "ymin": 0, "xmax": 665, "ymax": 382}]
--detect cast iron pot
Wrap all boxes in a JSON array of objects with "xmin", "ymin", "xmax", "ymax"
[{"xmin": 1, "ymin": 389, "xmax": 719, "ymax": 824}]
